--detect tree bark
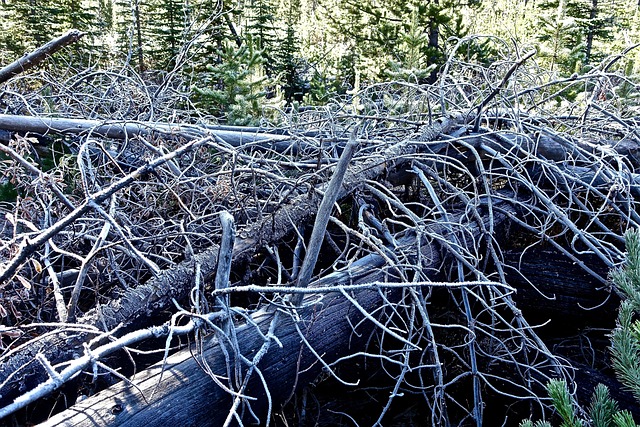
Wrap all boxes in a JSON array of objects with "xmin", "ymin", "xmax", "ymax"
[
  {"xmin": 35, "ymin": 290, "xmax": 383, "ymax": 427},
  {"xmin": 0, "ymin": 30, "xmax": 85, "ymax": 85},
  {"xmin": 33, "ymin": 207, "xmax": 632, "ymax": 426},
  {"xmin": 0, "ymin": 114, "xmax": 290, "ymax": 146},
  {"xmin": 0, "ymin": 117, "xmax": 460, "ymax": 411}
]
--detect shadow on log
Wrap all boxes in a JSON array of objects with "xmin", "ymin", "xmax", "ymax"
[{"xmin": 37, "ymin": 290, "xmax": 388, "ymax": 427}]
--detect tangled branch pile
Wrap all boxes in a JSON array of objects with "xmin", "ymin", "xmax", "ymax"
[{"xmin": 1, "ymin": 36, "xmax": 640, "ymax": 426}]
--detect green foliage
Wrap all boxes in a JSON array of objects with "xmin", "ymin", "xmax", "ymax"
[
  {"xmin": 245, "ymin": 0, "xmax": 278, "ymax": 76},
  {"xmin": 271, "ymin": 0, "xmax": 309, "ymax": 105},
  {"xmin": 193, "ymin": 38, "xmax": 267, "ymax": 125},
  {"xmin": 0, "ymin": 0, "xmax": 98, "ymax": 61},
  {"xmin": 147, "ymin": 0, "xmax": 190, "ymax": 68},
  {"xmin": 589, "ymin": 384, "xmax": 619, "ymax": 427},
  {"xmin": 97, "ymin": 0, "xmax": 115, "ymax": 31},
  {"xmin": 324, "ymin": 0, "xmax": 465, "ymax": 82},
  {"xmin": 520, "ymin": 421, "xmax": 553, "ymax": 427},
  {"xmin": 522, "ymin": 229, "xmax": 640, "ymax": 427},
  {"xmin": 611, "ymin": 230, "xmax": 640, "ymax": 403},
  {"xmin": 114, "ymin": 0, "xmax": 148, "ymax": 71},
  {"xmin": 547, "ymin": 380, "xmax": 584, "ymax": 427},
  {"xmin": 534, "ymin": 0, "xmax": 626, "ymax": 75},
  {"xmin": 385, "ymin": 7, "xmax": 436, "ymax": 82},
  {"xmin": 536, "ymin": 0, "xmax": 586, "ymax": 75},
  {"xmin": 613, "ymin": 411, "xmax": 638, "ymax": 427},
  {"xmin": 0, "ymin": 182, "xmax": 18, "ymax": 203},
  {"xmin": 522, "ymin": 379, "xmax": 639, "ymax": 427}
]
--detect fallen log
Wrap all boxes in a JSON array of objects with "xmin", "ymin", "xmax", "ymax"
[
  {"xmin": 0, "ymin": 114, "xmax": 291, "ymax": 148},
  {"xmin": 35, "ymin": 206, "xmax": 502, "ymax": 426},
  {"xmin": 35, "ymin": 290, "xmax": 385, "ymax": 427},
  {"xmin": 0, "ymin": 117, "xmax": 460, "ymax": 410},
  {"xmin": 503, "ymin": 248, "xmax": 619, "ymax": 330},
  {"xmin": 32, "ymin": 202, "xmax": 629, "ymax": 426},
  {"xmin": 0, "ymin": 30, "xmax": 85, "ymax": 85}
]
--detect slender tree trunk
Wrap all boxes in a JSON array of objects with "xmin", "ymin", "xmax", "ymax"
[
  {"xmin": 134, "ymin": 0, "xmax": 144, "ymax": 72},
  {"xmin": 426, "ymin": 0, "xmax": 440, "ymax": 83},
  {"xmin": 584, "ymin": 0, "xmax": 598, "ymax": 64}
]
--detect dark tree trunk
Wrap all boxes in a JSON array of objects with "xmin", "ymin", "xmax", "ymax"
[{"xmin": 585, "ymin": 0, "xmax": 598, "ymax": 63}]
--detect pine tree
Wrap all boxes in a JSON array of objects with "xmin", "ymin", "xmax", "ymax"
[
  {"xmin": 271, "ymin": 0, "xmax": 309, "ymax": 105},
  {"xmin": 97, "ymin": 0, "xmax": 115, "ymax": 32},
  {"xmin": 386, "ymin": 7, "xmax": 436, "ymax": 82},
  {"xmin": 0, "ymin": 0, "xmax": 100, "ymax": 65},
  {"xmin": 610, "ymin": 230, "xmax": 640, "ymax": 405},
  {"xmin": 114, "ymin": 0, "xmax": 149, "ymax": 71},
  {"xmin": 0, "ymin": 0, "xmax": 62, "ymax": 55},
  {"xmin": 146, "ymin": 0, "xmax": 191, "ymax": 69},
  {"xmin": 535, "ymin": 0, "xmax": 625, "ymax": 74},
  {"xmin": 245, "ymin": 0, "xmax": 278, "ymax": 77},
  {"xmin": 536, "ymin": 0, "xmax": 586, "ymax": 75},
  {"xmin": 192, "ymin": 38, "xmax": 267, "ymax": 125},
  {"xmin": 324, "ymin": 0, "xmax": 467, "ymax": 82}
]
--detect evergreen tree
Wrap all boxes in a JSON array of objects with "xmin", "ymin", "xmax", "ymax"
[
  {"xmin": 324, "ymin": 0, "xmax": 468, "ymax": 83},
  {"xmin": 97, "ymin": 0, "xmax": 115, "ymax": 32},
  {"xmin": 536, "ymin": 0, "xmax": 586, "ymax": 75},
  {"xmin": 147, "ymin": 0, "xmax": 191, "ymax": 69},
  {"xmin": 245, "ymin": 0, "xmax": 278, "ymax": 76},
  {"xmin": 0, "ymin": 0, "xmax": 62, "ymax": 56},
  {"xmin": 536, "ymin": 0, "xmax": 622, "ymax": 74},
  {"xmin": 188, "ymin": 0, "xmax": 237, "ymax": 70},
  {"xmin": 0, "ymin": 0, "xmax": 100, "ymax": 64},
  {"xmin": 192, "ymin": 38, "xmax": 267, "ymax": 125},
  {"xmin": 387, "ymin": 6, "xmax": 437, "ymax": 82},
  {"xmin": 273, "ymin": 0, "xmax": 308, "ymax": 105},
  {"xmin": 114, "ymin": 0, "xmax": 149, "ymax": 71}
]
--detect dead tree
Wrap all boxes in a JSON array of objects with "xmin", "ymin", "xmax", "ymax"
[
  {"xmin": 0, "ymin": 30, "xmax": 85, "ymax": 85},
  {"xmin": 1, "ymin": 35, "xmax": 640, "ymax": 426}
]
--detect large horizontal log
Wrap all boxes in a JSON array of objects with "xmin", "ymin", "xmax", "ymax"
[
  {"xmin": 3, "ymin": 194, "xmax": 626, "ymax": 425},
  {"xmin": 0, "ymin": 114, "xmax": 291, "ymax": 147},
  {"xmin": 34, "ymin": 204, "xmax": 629, "ymax": 426},
  {"xmin": 36, "ymin": 289, "xmax": 386, "ymax": 427},
  {"xmin": 36, "ymin": 207, "xmax": 492, "ymax": 426},
  {"xmin": 503, "ymin": 248, "xmax": 619, "ymax": 330}
]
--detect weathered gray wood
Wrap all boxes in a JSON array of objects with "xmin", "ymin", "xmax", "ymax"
[
  {"xmin": 294, "ymin": 132, "xmax": 358, "ymax": 304},
  {"xmin": 0, "ymin": 118, "xmax": 460, "ymax": 410},
  {"xmin": 35, "ymin": 289, "xmax": 382, "ymax": 427},
  {"xmin": 0, "ymin": 30, "xmax": 85, "ymax": 85},
  {"xmin": 0, "ymin": 114, "xmax": 291, "ymax": 147}
]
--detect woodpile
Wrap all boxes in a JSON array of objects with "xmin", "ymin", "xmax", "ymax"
[{"xmin": 1, "ymin": 35, "xmax": 639, "ymax": 426}]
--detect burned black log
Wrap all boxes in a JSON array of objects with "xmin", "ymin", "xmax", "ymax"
[
  {"xmin": 504, "ymin": 248, "xmax": 619, "ymax": 331},
  {"xmin": 36, "ymin": 290, "xmax": 384, "ymax": 427},
  {"xmin": 35, "ymin": 205, "xmax": 506, "ymax": 426}
]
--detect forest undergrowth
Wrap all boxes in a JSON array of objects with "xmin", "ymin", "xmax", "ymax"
[{"xmin": 0, "ymin": 36, "xmax": 640, "ymax": 426}]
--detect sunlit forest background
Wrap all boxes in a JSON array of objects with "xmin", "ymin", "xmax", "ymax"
[{"xmin": 1, "ymin": 0, "xmax": 639, "ymax": 124}]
